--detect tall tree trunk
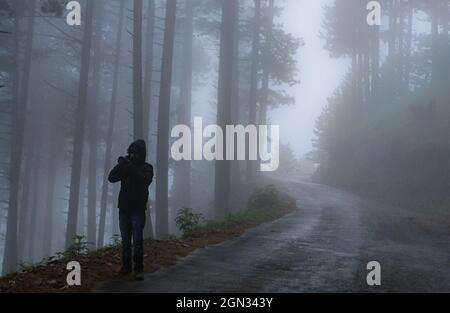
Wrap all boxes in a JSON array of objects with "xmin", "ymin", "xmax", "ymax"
[
  {"xmin": 65, "ymin": 0, "xmax": 95, "ymax": 248},
  {"xmin": 388, "ymin": 0, "xmax": 398, "ymax": 60},
  {"xmin": 98, "ymin": 0, "xmax": 125, "ymax": 248},
  {"xmin": 397, "ymin": 0, "xmax": 405, "ymax": 87},
  {"xmin": 363, "ymin": 53, "xmax": 370, "ymax": 105},
  {"xmin": 77, "ymin": 156, "xmax": 88, "ymax": 236},
  {"xmin": 155, "ymin": 0, "xmax": 177, "ymax": 238},
  {"xmin": 230, "ymin": 0, "xmax": 241, "ymax": 204},
  {"xmin": 142, "ymin": 0, "xmax": 156, "ymax": 239},
  {"xmin": 133, "ymin": 0, "xmax": 144, "ymax": 140},
  {"xmin": 260, "ymin": 0, "xmax": 275, "ymax": 125},
  {"xmin": 246, "ymin": 0, "xmax": 261, "ymax": 185},
  {"xmin": 214, "ymin": 0, "xmax": 236, "ymax": 218},
  {"xmin": 2, "ymin": 0, "xmax": 35, "ymax": 274},
  {"xmin": 143, "ymin": 0, "xmax": 155, "ymax": 144},
  {"xmin": 371, "ymin": 19, "xmax": 380, "ymax": 100},
  {"xmin": 18, "ymin": 9, "xmax": 39, "ymax": 257},
  {"xmin": 431, "ymin": 0, "xmax": 440, "ymax": 84},
  {"xmin": 27, "ymin": 145, "xmax": 41, "ymax": 262},
  {"xmin": 351, "ymin": 50, "xmax": 357, "ymax": 106},
  {"xmin": 42, "ymin": 138, "xmax": 57, "ymax": 257},
  {"xmin": 404, "ymin": 0, "xmax": 413, "ymax": 90},
  {"xmin": 87, "ymin": 0, "xmax": 104, "ymax": 248},
  {"xmin": 172, "ymin": 0, "xmax": 193, "ymax": 213},
  {"xmin": 18, "ymin": 132, "xmax": 35, "ymax": 261}
]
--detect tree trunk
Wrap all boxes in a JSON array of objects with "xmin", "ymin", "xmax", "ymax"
[
  {"xmin": 18, "ymin": 131, "xmax": 35, "ymax": 261},
  {"xmin": 431, "ymin": 0, "xmax": 440, "ymax": 84},
  {"xmin": 142, "ymin": 0, "xmax": 156, "ymax": 239},
  {"xmin": 66, "ymin": 0, "xmax": 95, "ymax": 248},
  {"xmin": 246, "ymin": 0, "xmax": 261, "ymax": 185},
  {"xmin": 18, "ymin": 0, "xmax": 39, "ymax": 255},
  {"xmin": 42, "ymin": 139, "xmax": 57, "ymax": 257},
  {"xmin": 77, "ymin": 155, "xmax": 88, "ymax": 236},
  {"xmin": 388, "ymin": 0, "xmax": 398, "ymax": 60},
  {"xmin": 397, "ymin": 0, "xmax": 404, "ymax": 87},
  {"xmin": 172, "ymin": 0, "xmax": 193, "ymax": 213},
  {"xmin": 214, "ymin": 0, "xmax": 236, "ymax": 218},
  {"xmin": 260, "ymin": 0, "xmax": 275, "ymax": 125},
  {"xmin": 87, "ymin": 0, "xmax": 104, "ymax": 248},
  {"xmin": 27, "ymin": 146, "xmax": 41, "ymax": 262},
  {"xmin": 2, "ymin": 0, "xmax": 35, "ymax": 274},
  {"xmin": 371, "ymin": 20, "xmax": 380, "ymax": 100},
  {"xmin": 404, "ymin": 0, "xmax": 413, "ymax": 90},
  {"xmin": 133, "ymin": 0, "xmax": 145, "ymax": 140},
  {"xmin": 98, "ymin": 0, "xmax": 125, "ymax": 248},
  {"xmin": 230, "ymin": 0, "xmax": 241, "ymax": 204},
  {"xmin": 155, "ymin": 0, "xmax": 177, "ymax": 238},
  {"xmin": 143, "ymin": 0, "xmax": 155, "ymax": 144}
]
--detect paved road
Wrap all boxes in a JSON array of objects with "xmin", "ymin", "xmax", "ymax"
[{"xmin": 96, "ymin": 181, "xmax": 450, "ymax": 292}]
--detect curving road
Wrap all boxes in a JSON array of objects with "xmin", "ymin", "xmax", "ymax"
[{"xmin": 96, "ymin": 181, "xmax": 450, "ymax": 293}]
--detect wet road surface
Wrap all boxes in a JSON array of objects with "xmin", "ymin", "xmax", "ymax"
[{"xmin": 96, "ymin": 181, "xmax": 450, "ymax": 292}]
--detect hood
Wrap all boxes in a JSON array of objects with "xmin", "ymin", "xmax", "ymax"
[{"xmin": 128, "ymin": 139, "xmax": 147, "ymax": 164}]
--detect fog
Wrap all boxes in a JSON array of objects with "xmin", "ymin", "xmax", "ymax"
[
  {"xmin": 273, "ymin": 0, "xmax": 349, "ymax": 157},
  {"xmin": 1, "ymin": 0, "xmax": 449, "ymax": 288}
]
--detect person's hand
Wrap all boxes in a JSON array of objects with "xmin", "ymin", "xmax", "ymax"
[{"xmin": 118, "ymin": 156, "xmax": 129, "ymax": 166}]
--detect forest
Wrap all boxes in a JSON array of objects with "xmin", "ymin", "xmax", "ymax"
[
  {"xmin": 314, "ymin": 0, "xmax": 450, "ymax": 212},
  {"xmin": 1, "ymin": 0, "xmax": 450, "ymax": 294},
  {"xmin": 0, "ymin": 0, "xmax": 300, "ymax": 275}
]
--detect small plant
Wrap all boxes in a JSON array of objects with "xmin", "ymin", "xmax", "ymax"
[
  {"xmin": 247, "ymin": 185, "xmax": 279, "ymax": 211},
  {"xmin": 175, "ymin": 208, "xmax": 204, "ymax": 237},
  {"xmin": 65, "ymin": 235, "xmax": 90, "ymax": 257},
  {"xmin": 110, "ymin": 234, "xmax": 121, "ymax": 246},
  {"xmin": 159, "ymin": 234, "xmax": 178, "ymax": 241}
]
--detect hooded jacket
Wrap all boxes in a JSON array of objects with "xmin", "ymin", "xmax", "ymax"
[{"xmin": 108, "ymin": 140, "xmax": 154, "ymax": 212}]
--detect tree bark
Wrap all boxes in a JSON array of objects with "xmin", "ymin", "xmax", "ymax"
[
  {"xmin": 404, "ymin": 0, "xmax": 413, "ymax": 90},
  {"xmin": 260, "ymin": 0, "xmax": 275, "ymax": 125},
  {"xmin": 143, "ymin": 0, "xmax": 155, "ymax": 145},
  {"xmin": 246, "ymin": 0, "xmax": 261, "ymax": 185},
  {"xmin": 133, "ymin": 0, "xmax": 145, "ymax": 140},
  {"xmin": 431, "ymin": 0, "xmax": 440, "ymax": 84},
  {"xmin": 18, "ymin": 131, "xmax": 35, "ymax": 261},
  {"xmin": 142, "ymin": 0, "xmax": 156, "ymax": 239},
  {"xmin": 16, "ymin": 0, "xmax": 37, "ymax": 261},
  {"xmin": 172, "ymin": 0, "xmax": 193, "ymax": 213},
  {"xmin": 155, "ymin": 0, "xmax": 177, "ymax": 238},
  {"xmin": 66, "ymin": 0, "xmax": 95, "ymax": 248},
  {"xmin": 2, "ymin": 0, "xmax": 35, "ymax": 274},
  {"xmin": 214, "ymin": 0, "xmax": 236, "ymax": 218},
  {"xmin": 42, "ymin": 138, "xmax": 57, "ymax": 257},
  {"xmin": 87, "ymin": 0, "xmax": 104, "ymax": 248},
  {"xmin": 230, "ymin": 0, "xmax": 241, "ymax": 203},
  {"xmin": 98, "ymin": 0, "xmax": 125, "ymax": 248}
]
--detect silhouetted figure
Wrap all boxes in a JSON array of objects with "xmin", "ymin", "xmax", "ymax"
[{"xmin": 108, "ymin": 140, "xmax": 153, "ymax": 280}]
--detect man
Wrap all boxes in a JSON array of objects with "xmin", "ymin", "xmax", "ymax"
[{"xmin": 108, "ymin": 140, "xmax": 154, "ymax": 280}]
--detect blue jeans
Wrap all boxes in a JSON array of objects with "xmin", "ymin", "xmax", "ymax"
[{"xmin": 119, "ymin": 209, "xmax": 146, "ymax": 272}]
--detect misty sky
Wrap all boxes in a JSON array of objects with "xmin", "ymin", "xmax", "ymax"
[{"xmin": 272, "ymin": 0, "xmax": 349, "ymax": 157}]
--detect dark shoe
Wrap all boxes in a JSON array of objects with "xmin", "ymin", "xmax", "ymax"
[
  {"xmin": 116, "ymin": 267, "xmax": 132, "ymax": 277},
  {"xmin": 134, "ymin": 271, "xmax": 145, "ymax": 281}
]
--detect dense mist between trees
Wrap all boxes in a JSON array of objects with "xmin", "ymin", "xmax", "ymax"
[{"xmin": 0, "ymin": 0, "xmax": 449, "ymax": 277}]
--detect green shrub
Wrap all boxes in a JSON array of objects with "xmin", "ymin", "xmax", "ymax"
[
  {"xmin": 175, "ymin": 208, "xmax": 204, "ymax": 237},
  {"xmin": 159, "ymin": 234, "xmax": 179, "ymax": 241},
  {"xmin": 110, "ymin": 234, "xmax": 121, "ymax": 246},
  {"xmin": 247, "ymin": 185, "xmax": 279, "ymax": 211},
  {"xmin": 65, "ymin": 235, "xmax": 90, "ymax": 257}
]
